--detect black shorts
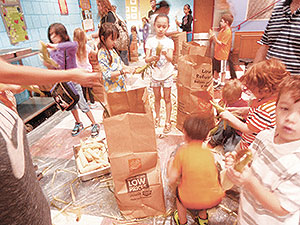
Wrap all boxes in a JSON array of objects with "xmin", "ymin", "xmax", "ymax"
[{"xmin": 212, "ymin": 57, "xmax": 221, "ymax": 73}]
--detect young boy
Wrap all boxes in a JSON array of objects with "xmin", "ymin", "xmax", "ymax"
[
  {"xmin": 168, "ymin": 116, "xmax": 224, "ymax": 225},
  {"xmin": 210, "ymin": 79, "xmax": 248, "ymax": 152},
  {"xmin": 225, "ymin": 75, "xmax": 300, "ymax": 224},
  {"xmin": 210, "ymin": 14, "xmax": 233, "ymax": 88},
  {"xmin": 220, "ymin": 58, "xmax": 290, "ymax": 152}
]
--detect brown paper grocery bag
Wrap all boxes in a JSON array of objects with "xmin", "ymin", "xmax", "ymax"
[
  {"xmin": 176, "ymin": 55, "xmax": 214, "ymax": 131},
  {"xmin": 167, "ymin": 31, "xmax": 186, "ymax": 64},
  {"xmin": 103, "ymin": 88, "xmax": 165, "ymax": 219},
  {"xmin": 182, "ymin": 41, "xmax": 207, "ymax": 56},
  {"xmin": 105, "ymin": 87, "xmax": 149, "ymax": 117}
]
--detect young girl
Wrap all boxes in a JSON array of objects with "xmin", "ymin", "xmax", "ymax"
[
  {"xmin": 73, "ymin": 28, "xmax": 96, "ymax": 109},
  {"xmin": 175, "ymin": 4, "xmax": 193, "ymax": 42},
  {"xmin": 44, "ymin": 23, "xmax": 100, "ymax": 137},
  {"xmin": 145, "ymin": 14, "xmax": 174, "ymax": 134},
  {"xmin": 129, "ymin": 25, "xmax": 139, "ymax": 62},
  {"xmin": 97, "ymin": 23, "xmax": 133, "ymax": 93},
  {"xmin": 139, "ymin": 17, "xmax": 150, "ymax": 54}
]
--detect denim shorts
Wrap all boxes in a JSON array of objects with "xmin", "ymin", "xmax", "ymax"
[
  {"xmin": 72, "ymin": 83, "xmax": 90, "ymax": 113},
  {"xmin": 150, "ymin": 76, "xmax": 173, "ymax": 88}
]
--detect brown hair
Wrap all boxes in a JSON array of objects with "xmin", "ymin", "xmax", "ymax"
[
  {"xmin": 47, "ymin": 23, "xmax": 70, "ymax": 43},
  {"xmin": 73, "ymin": 28, "xmax": 87, "ymax": 63},
  {"xmin": 222, "ymin": 79, "xmax": 243, "ymax": 104},
  {"xmin": 98, "ymin": 23, "xmax": 119, "ymax": 65},
  {"xmin": 221, "ymin": 13, "xmax": 233, "ymax": 26},
  {"xmin": 131, "ymin": 25, "xmax": 137, "ymax": 33},
  {"xmin": 240, "ymin": 58, "xmax": 290, "ymax": 95},
  {"xmin": 277, "ymin": 75, "xmax": 300, "ymax": 104},
  {"xmin": 97, "ymin": 0, "xmax": 113, "ymax": 17},
  {"xmin": 154, "ymin": 14, "xmax": 169, "ymax": 24},
  {"xmin": 183, "ymin": 116, "xmax": 214, "ymax": 141}
]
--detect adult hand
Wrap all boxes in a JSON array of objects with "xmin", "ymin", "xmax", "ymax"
[{"xmin": 68, "ymin": 69, "xmax": 102, "ymax": 87}]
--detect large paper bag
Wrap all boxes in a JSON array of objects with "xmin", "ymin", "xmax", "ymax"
[
  {"xmin": 105, "ymin": 87, "xmax": 148, "ymax": 117},
  {"xmin": 167, "ymin": 31, "xmax": 186, "ymax": 64},
  {"xmin": 182, "ymin": 41, "xmax": 207, "ymax": 56},
  {"xmin": 176, "ymin": 55, "xmax": 214, "ymax": 131},
  {"xmin": 103, "ymin": 88, "xmax": 165, "ymax": 219}
]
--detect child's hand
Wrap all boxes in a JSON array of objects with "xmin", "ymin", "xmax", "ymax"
[
  {"xmin": 123, "ymin": 66, "xmax": 135, "ymax": 74},
  {"xmin": 209, "ymin": 29, "xmax": 215, "ymax": 39},
  {"xmin": 152, "ymin": 55, "xmax": 160, "ymax": 63},
  {"xmin": 226, "ymin": 165, "xmax": 252, "ymax": 188},
  {"xmin": 161, "ymin": 50, "xmax": 167, "ymax": 56},
  {"xmin": 220, "ymin": 110, "xmax": 235, "ymax": 121},
  {"xmin": 224, "ymin": 151, "xmax": 236, "ymax": 168}
]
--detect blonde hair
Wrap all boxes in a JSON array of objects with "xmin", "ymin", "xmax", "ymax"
[
  {"xmin": 240, "ymin": 58, "xmax": 290, "ymax": 95},
  {"xmin": 222, "ymin": 79, "xmax": 243, "ymax": 104},
  {"xmin": 73, "ymin": 28, "xmax": 87, "ymax": 63}
]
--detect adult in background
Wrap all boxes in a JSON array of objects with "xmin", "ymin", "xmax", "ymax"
[
  {"xmin": 175, "ymin": 4, "xmax": 193, "ymax": 42},
  {"xmin": 97, "ymin": 0, "xmax": 129, "ymax": 66},
  {"xmin": 148, "ymin": 0, "xmax": 156, "ymax": 19},
  {"xmin": 254, "ymin": 0, "xmax": 300, "ymax": 75}
]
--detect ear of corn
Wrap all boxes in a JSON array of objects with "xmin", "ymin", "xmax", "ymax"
[
  {"xmin": 210, "ymin": 100, "xmax": 225, "ymax": 114},
  {"xmin": 156, "ymin": 42, "xmax": 162, "ymax": 56},
  {"xmin": 39, "ymin": 41, "xmax": 60, "ymax": 68},
  {"xmin": 234, "ymin": 150, "xmax": 253, "ymax": 172}
]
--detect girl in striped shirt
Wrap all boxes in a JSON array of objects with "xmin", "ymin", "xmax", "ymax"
[{"xmin": 220, "ymin": 58, "xmax": 290, "ymax": 153}]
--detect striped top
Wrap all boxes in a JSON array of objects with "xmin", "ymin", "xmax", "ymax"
[
  {"xmin": 260, "ymin": 1, "xmax": 300, "ymax": 75},
  {"xmin": 238, "ymin": 129, "xmax": 300, "ymax": 225},
  {"xmin": 240, "ymin": 97, "xmax": 276, "ymax": 150}
]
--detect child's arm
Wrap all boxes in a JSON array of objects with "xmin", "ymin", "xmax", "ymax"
[
  {"xmin": 220, "ymin": 110, "xmax": 253, "ymax": 134},
  {"xmin": 227, "ymin": 166, "xmax": 290, "ymax": 216}
]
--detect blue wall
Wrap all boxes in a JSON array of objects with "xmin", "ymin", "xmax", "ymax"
[
  {"xmin": 0, "ymin": 0, "xmax": 270, "ymax": 68},
  {"xmin": 229, "ymin": 0, "xmax": 269, "ymax": 32}
]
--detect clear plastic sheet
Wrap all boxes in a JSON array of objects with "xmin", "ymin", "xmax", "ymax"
[{"xmin": 33, "ymin": 133, "xmax": 239, "ymax": 224}]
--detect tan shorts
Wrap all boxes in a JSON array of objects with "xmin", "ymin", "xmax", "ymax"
[{"xmin": 150, "ymin": 76, "xmax": 173, "ymax": 88}]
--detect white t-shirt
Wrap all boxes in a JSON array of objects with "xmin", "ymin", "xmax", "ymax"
[
  {"xmin": 76, "ymin": 44, "xmax": 92, "ymax": 72},
  {"xmin": 145, "ymin": 35, "xmax": 174, "ymax": 80},
  {"xmin": 238, "ymin": 128, "xmax": 300, "ymax": 225}
]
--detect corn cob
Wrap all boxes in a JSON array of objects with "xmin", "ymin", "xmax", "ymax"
[
  {"xmin": 210, "ymin": 100, "xmax": 225, "ymax": 114},
  {"xmin": 134, "ymin": 64, "xmax": 152, "ymax": 79},
  {"xmin": 39, "ymin": 41, "xmax": 59, "ymax": 68},
  {"xmin": 154, "ymin": 42, "xmax": 162, "ymax": 67},
  {"xmin": 234, "ymin": 150, "xmax": 253, "ymax": 172}
]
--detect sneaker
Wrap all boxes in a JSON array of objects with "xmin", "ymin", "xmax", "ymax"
[
  {"xmin": 173, "ymin": 210, "xmax": 187, "ymax": 225},
  {"xmin": 72, "ymin": 122, "xmax": 83, "ymax": 136},
  {"xmin": 91, "ymin": 124, "xmax": 100, "ymax": 138},
  {"xmin": 195, "ymin": 211, "xmax": 209, "ymax": 225},
  {"xmin": 90, "ymin": 103, "xmax": 97, "ymax": 109}
]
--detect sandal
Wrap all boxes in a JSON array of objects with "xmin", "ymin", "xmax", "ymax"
[
  {"xmin": 163, "ymin": 122, "xmax": 172, "ymax": 134},
  {"xmin": 195, "ymin": 211, "xmax": 209, "ymax": 225},
  {"xmin": 173, "ymin": 210, "xmax": 187, "ymax": 225},
  {"xmin": 155, "ymin": 117, "xmax": 160, "ymax": 128}
]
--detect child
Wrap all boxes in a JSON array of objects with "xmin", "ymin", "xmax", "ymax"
[
  {"xmin": 225, "ymin": 75, "xmax": 300, "ymax": 224},
  {"xmin": 175, "ymin": 4, "xmax": 193, "ymax": 42},
  {"xmin": 168, "ymin": 116, "xmax": 225, "ymax": 225},
  {"xmin": 220, "ymin": 58, "xmax": 290, "ymax": 152},
  {"xmin": 209, "ymin": 14, "xmax": 233, "ymax": 88},
  {"xmin": 43, "ymin": 23, "xmax": 100, "ymax": 137},
  {"xmin": 210, "ymin": 79, "xmax": 248, "ymax": 152},
  {"xmin": 145, "ymin": 14, "xmax": 174, "ymax": 134},
  {"xmin": 97, "ymin": 23, "xmax": 133, "ymax": 93},
  {"xmin": 73, "ymin": 28, "xmax": 96, "ymax": 109},
  {"xmin": 129, "ymin": 25, "xmax": 139, "ymax": 62},
  {"xmin": 139, "ymin": 17, "xmax": 150, "ymax": 54}
]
